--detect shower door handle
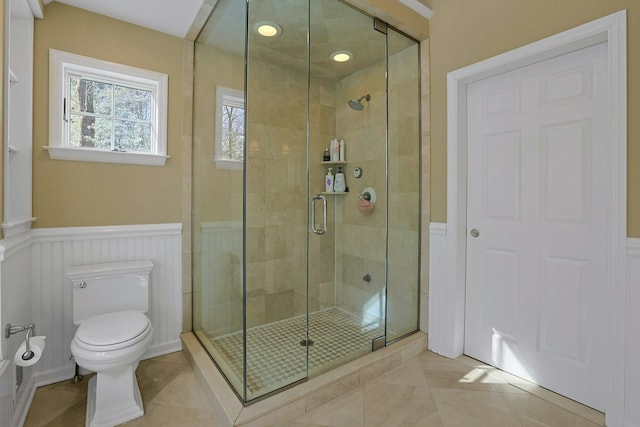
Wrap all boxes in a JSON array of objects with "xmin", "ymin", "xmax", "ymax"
[{"xmin": 311, "ymin": 195, "xmax": 327, "ymax": 235}]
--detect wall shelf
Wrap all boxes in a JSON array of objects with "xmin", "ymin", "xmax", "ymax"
[
  {"xmin": 320, "ymin": 192, "xmax": 348, "ymax": 196},
  {"xmin": 321, "ymin": 161, "xmax": 347, "ymax": 165},
  {"xmin": 5, "ymin": 4, "xmax": 37, "ymax": 238}
]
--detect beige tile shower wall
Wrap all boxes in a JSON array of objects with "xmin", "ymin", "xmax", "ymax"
[
  {"xmin": 335, "ymin": 61, "xmax": 388, "ymax": 322},
  {"xmin": 334, "ymin": 45, "xmax": 421, "ymax": 332},
  {"xmin": 246, "ymin": 62, "xmax": 340, "ymax": 326},
  {"xmin": 245, "ymin": 58, "xmax": 307, "ymax": 328}
]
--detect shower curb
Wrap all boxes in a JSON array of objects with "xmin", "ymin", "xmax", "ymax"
[{"xmin": 182, "ymin": 331, "xmax": 428, "ymax": 426}]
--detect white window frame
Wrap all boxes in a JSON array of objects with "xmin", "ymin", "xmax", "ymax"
[
  {"xmin": 46, "ymin": 49, "xmax": 169, "ymax": 166},
  {"xmin": 215, "ymin": 86, "xmax": 245, "ymax": 170}
]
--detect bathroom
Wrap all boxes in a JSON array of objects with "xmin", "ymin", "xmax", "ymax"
[
  {"xmin": 0, "ymin": 0, "xmax": 427, "ymax": 425},
  {"xmin": 2, "ymin": 0, "xmax": 640, "ymax": 426}
]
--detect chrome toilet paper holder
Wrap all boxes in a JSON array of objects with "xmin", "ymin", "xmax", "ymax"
[
  {"xmin": 6, "ymin": 323, "xmax": 36, "ymax": 361},
  {"xmin": 5, "ymin": 323, "xmax": 36, "ymax": 339}
]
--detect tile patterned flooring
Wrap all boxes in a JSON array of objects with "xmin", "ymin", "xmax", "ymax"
[
  {"xmin": 211, "ymin": 307, "xmax": 384, "ymax": 398},
  {"xmin": 24, "ymin": 348, "xmax": 604, "ymax": 426}
]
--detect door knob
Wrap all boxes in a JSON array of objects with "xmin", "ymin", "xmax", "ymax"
[{"xmin": 470, "ymin": 228, "xmax": 480, "ymax": 238}]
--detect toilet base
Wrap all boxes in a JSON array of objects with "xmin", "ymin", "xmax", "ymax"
[{"xmin": 85, "ymin": 367, "xmax": 144, "ymax": 427}]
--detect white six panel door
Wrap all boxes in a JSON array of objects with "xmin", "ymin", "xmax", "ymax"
[{"xmin": 464, "ymin": 42, "xmax": 609, "ymax": 411}]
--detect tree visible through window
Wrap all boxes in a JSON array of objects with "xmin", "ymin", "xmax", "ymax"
[
  {"xmin": 69, "ymin": 76, "xmax": 153, "ymax": 153},
  {"xmin": 215, "ymin": 86, "xmax": 245, "ymax": 169},
  {"xmin": 48, "ymin": 49, "xmax": 168, "ymax": 166},
  {"xmin": 221, "ymin": 103, "xmax": 245, "ymax": 161}
]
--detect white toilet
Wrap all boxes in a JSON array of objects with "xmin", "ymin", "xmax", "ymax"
[{"xmin": 68, "ymin": 260, "xmax": 154, "ymax": 427}]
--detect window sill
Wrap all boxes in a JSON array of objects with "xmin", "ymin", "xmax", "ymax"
[
  {"xmin": 215, "ymin": 159, "xmax": 243, "ymax": 170},
  {"xmin": 43, "ymin": 146, "xmax": 169, "ymax": 166}
]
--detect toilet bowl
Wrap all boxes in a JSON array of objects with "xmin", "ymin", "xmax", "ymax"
[{"xmin": 68, "ymin": 260, "xmax": 154, "ymax": 427}]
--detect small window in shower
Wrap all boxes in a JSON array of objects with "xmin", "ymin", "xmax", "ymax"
[{"xmin": 215, "ymin": 86, "xmax": 245, "ymax": 170}]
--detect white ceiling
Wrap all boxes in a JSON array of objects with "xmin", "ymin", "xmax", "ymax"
[{"xmin": 45, "ymin": 0, "xmax": 205, "ymax": 38}]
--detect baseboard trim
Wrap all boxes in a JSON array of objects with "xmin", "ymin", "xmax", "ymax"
[
  {"xmin": 143, "ymin": 340, "xmax": 183, "ymax": 361},
  {"xmin": 11, "ymin": 376, "xmax": 36, "ymax": 427},
  {"xmin": 34, "ymin": 365, "xmax": 76, "ymax": 388}
]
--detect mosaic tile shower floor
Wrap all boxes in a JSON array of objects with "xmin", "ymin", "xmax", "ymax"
[{"xmin": 210, "ymin": 307, "xmax": 384, "ymax": 397}]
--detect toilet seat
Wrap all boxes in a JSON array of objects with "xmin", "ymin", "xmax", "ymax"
[{"xmin": 75, "ymin": 310, "xmax": 152, "ymax": 352}]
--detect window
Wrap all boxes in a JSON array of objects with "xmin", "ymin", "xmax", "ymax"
[
  {"xmin": 215, "ymin": 86, "xmax": 245, "ymax": 170},
  {"xmin": 47, "ymin": 49, "xmax": 169, "ymax": 166}
]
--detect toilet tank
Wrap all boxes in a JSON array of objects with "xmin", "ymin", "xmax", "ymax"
[{"xmin": 68, "ymin": 260, "xmax": 153, "ymax": 324}]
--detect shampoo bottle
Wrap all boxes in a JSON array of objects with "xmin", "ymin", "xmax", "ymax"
[
  {"xmin": 325, "ymin": 168, "xmax": 334, "ymax": 192},
  {"xmin": 334, "ymin": 166, "xmax": 346, "ymax": 192},
  {"xmin": 339, "ymin": 139, "xmax": 345, "ymax": 161},
  {"xmin": 323, "ymin": 147, "xmax": 330, "ymax": 161},
  {"xmin": 330, "ymin": 139, "xmax": 337, "ymax": 161}
]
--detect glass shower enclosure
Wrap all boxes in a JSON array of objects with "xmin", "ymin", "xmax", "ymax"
[{"xmin": 192, "ymin": 0, "xmax": 421, "ymax": 403}]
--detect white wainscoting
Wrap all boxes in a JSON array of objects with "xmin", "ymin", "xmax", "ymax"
[
  {"xmin": 427, "ymin": 223, "xmax": 447, "ymax": 355},
  {"xmin": 0, "ymin": 235, "xmax": 36, "ymax": 427},
  {"xmin": 626, "ymin": 238, "xmax": 640, "ymax": 427},
  {"xmin": 30, "ymin": 223, "xmax": 183, "ymax": 386},
  {"xmin": 0, "ymin": 361, "xmax": 12, "ymax": 427}
]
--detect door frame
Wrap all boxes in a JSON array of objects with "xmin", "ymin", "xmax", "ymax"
[{"xmin": 440, "ymin": 10, "xmax": 627, "ymax": 423}]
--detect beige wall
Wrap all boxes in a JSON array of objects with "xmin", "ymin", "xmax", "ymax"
[
  {"xmin": 426, "ymin": 0, "xmax": 640, "ymax": 237},
  {"xmin": 32, "ymin": 3, "xmax": 184, "ymax": 228}
]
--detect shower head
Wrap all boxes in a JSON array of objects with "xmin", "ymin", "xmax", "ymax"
[{"xmin": 348, "ymin": 94, "xmax": 371, "ymax": 111}]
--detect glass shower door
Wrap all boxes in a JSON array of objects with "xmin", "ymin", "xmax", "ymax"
[
  {"xmin": 244, "ymin": 0, "xmax": 310, "ymax": 401},
  {"xmin": 307, "ymin": 0, "xmax": 388, "ymax": 377}
]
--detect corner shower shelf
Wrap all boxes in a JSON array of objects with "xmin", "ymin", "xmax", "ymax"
[{"xmin": 321, "ymin": 161, "xmax": 348, "ymax": 195}]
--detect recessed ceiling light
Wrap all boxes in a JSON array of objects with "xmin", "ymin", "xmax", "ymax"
[
  {"xmin": 254, "ymin": 21, "xmax": 281, "ymax": 37},
  {"xmin": 330, "ymin": 50, "xmax": 352, "ymax": 63}
]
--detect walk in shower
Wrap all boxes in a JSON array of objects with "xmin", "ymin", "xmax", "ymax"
[{"xmin": 192, "ymin": 0, "xmax": 421, "ymax": 403}]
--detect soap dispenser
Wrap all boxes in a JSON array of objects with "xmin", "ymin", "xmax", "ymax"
[
  {"xmin": 334, "ymin": 167, "xmax": 346, "ymax": 192},
  {"xmin": 325, "ymin": 168, "xmax": 334, "ymax": 192}
]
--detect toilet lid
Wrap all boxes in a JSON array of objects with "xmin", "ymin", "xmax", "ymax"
[{"xmin": 76, "ymin": 310, "xmax": 150, "ymax": 347}]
